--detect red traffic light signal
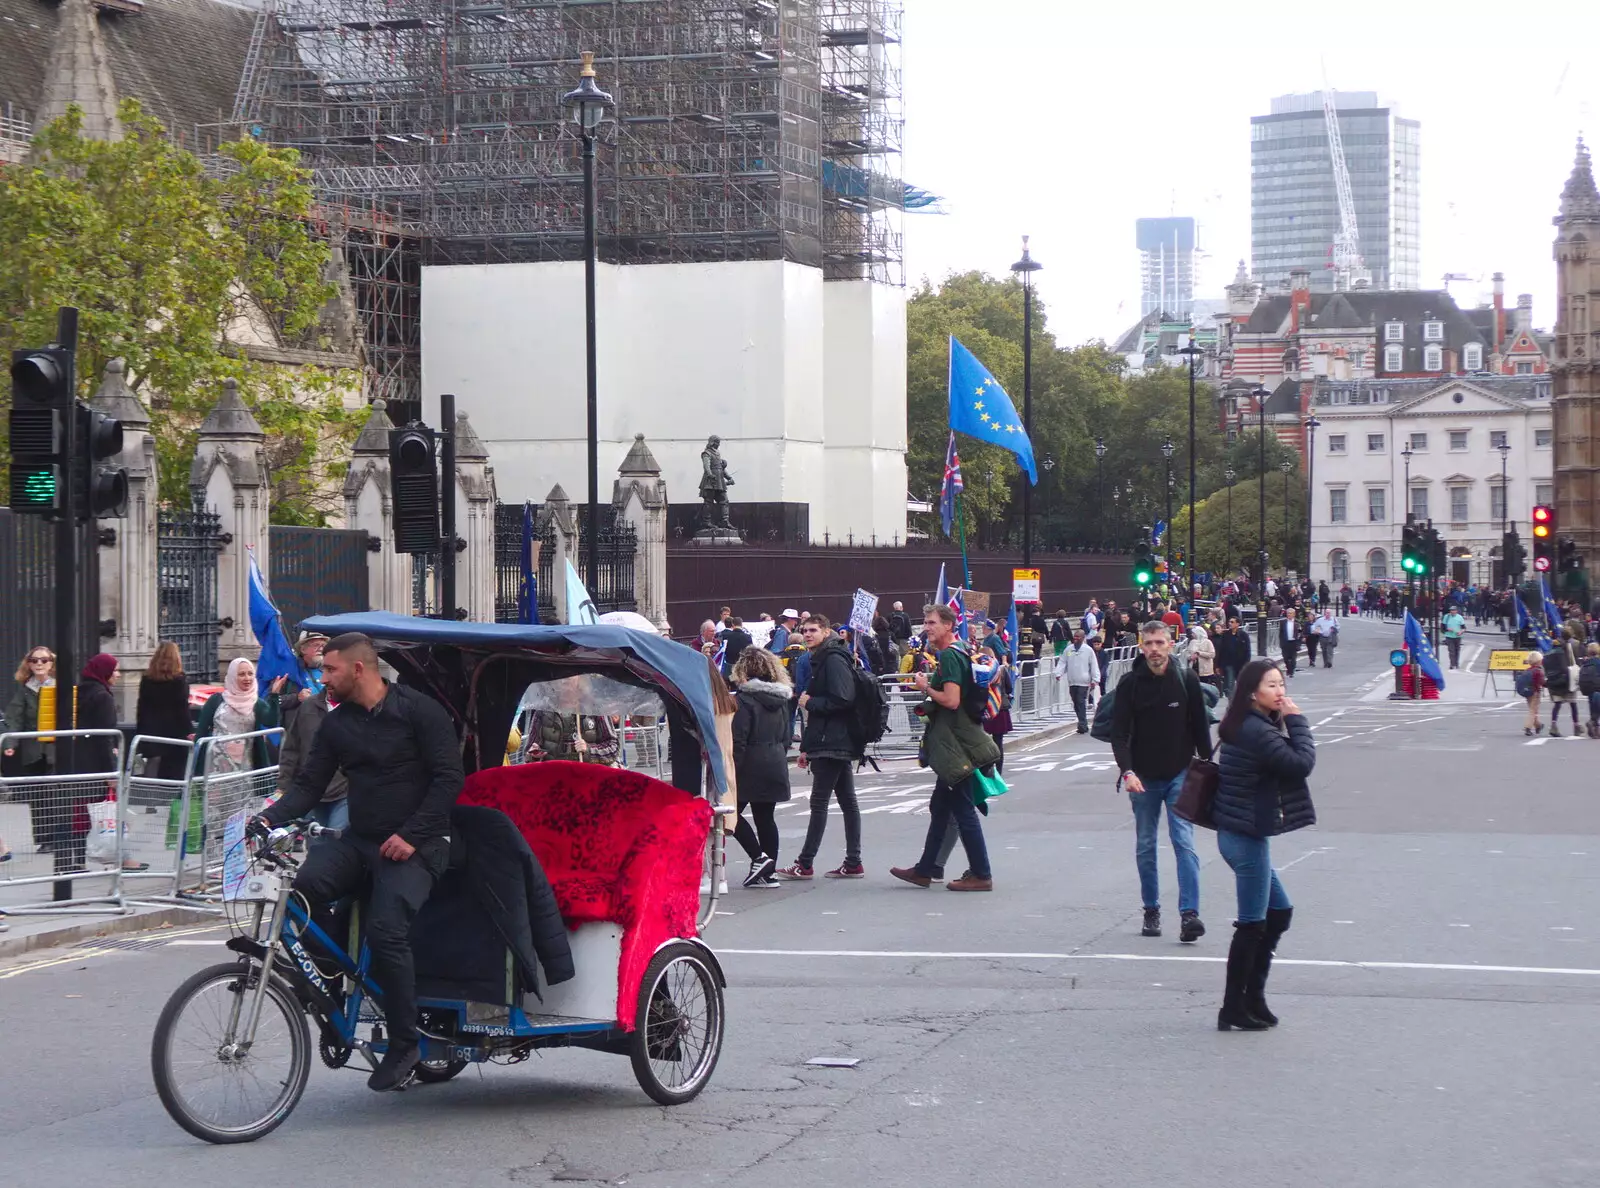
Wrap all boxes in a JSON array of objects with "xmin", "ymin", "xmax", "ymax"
[{"xmin": 1532, "ymin": 504, "xmax": 1555, "ymax": 572}]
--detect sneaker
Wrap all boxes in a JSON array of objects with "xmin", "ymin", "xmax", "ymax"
[
  {"xmin": 774, "ymin": 863, "xmax": 814, "ymax": 881},
  {"xmin": 367, "ymin": 1042, "xmax": 421, "ymax": 1091},
  {"xmin": 947, "ymin": 874, "xmax": 993, "ymax": 892},
  {"xmin": 1141, "ymin": 908, "xmax": 1162, "ymax": 937},
  {"xmin": 743, "ymin": 854, "xmax": 777, "ymax": 888},
  {"xmin": 1550, "ymin": 724, "xmax": 1562, "ymax": 738},
  {"xmin": 750, "ymin": 874, "xmax": 782, "ymax": 889},
  {"xmin": 889, "ymin": 866, "xmax": 932, "ymax": 888},
  {"xmin": 1179, "ymin": 910, "xmax": 1206, "ymax": 943},
  {"xmin": 823, "ymin": 862, "xmax": 865, "ymax": 879}
]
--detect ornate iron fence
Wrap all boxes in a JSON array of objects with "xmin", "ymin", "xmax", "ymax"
[
  {"xmin": 269, "ymin": 526, "xmax": 372, "ymax": 633},
  {"xmin": 0, "ymin": 509, "xmax": 101, "ymax": 682},
  {"xmin": 579, "ymin": 514, "xmax": 637, "ymax": 615},
  {"xmin": 494, "ymin": 501, "xmax": 538, "ymax": 623},
  {"xmin": 157, "ymin": 508, "xmax": 225, "ymax": 678}
]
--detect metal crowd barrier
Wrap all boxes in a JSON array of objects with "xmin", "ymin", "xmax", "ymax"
[
  {"xmin": 0, "ymin": 729, "xmax": 129, "ymax": 916},
  {"xmin": 167, "ymin": 728, "xmax": 284, "ymax": 909},
  {"xmin": 621, "ymin": 718, "xmax": 667, "ymax": 779},
  {"xmin": 117, "ymin": 735, "xmax": 198, "ymax": 906}
]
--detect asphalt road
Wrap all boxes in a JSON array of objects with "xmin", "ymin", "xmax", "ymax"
[{"xmin": 3, "ymin": 615, "xmax": 1598, "ymax": 1187}]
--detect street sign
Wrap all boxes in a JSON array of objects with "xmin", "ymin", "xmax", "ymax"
[
  {"xmin": 1487, "ymin": 649, "xmax": 1531, "ymax": 671},
  {"xmin": 1389, "ymin": 649, "xmax": 1408, "ymax": 668},
  {"xmin": 1012, "ymin": 568, "xmax": 1041, "ymax": 602}
]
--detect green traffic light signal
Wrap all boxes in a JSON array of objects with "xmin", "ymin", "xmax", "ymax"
[
  {"xmin": 10, "ymin": 464, "xmax": 58, "ymax": 511},
  {"xmin": 1134, "ymin": 567, "xmax": 1153, "ymax": 586}
]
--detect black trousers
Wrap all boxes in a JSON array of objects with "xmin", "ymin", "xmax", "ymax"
[
  {"xmin": 733, "ymin": 799, "xmax": 779, "ymax": 862},
  {"xmin": 1281, "ymin": 642, "xmax": 1299, "ymax": 675},
  {"xmin": 1304, "ymin": 635, "xmax": 1320, "ymax": 665},
  {"xmin": 292, "ymin": 834, "xmax": 446, "ymax": 1046},
  {"xmin": 796, "ymin": 757, "xmax": 860, "ymax": 867}
]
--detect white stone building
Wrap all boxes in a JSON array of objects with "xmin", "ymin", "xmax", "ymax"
[{"xmin": 1308, "ymin": 375, "xmax": 1553, "ymax": 587}]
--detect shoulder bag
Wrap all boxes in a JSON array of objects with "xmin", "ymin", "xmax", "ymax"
[{"xmin": 1173, "ymin": 756, "xmax": 1219, "ymax": 829}]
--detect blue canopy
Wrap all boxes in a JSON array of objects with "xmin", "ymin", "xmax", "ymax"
[{"xmin": 298, "ymin": 612, "xmax": 727, "ymax": 795}]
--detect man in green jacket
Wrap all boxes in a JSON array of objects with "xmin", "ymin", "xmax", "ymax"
[{"xmin": 890, "ymin": 603, "xmax": 1000, "ymax": 893}]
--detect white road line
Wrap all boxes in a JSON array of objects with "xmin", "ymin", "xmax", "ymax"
[{"xmin": 718, "ymin": 949, "xmax": 1600, "ymax": 977}]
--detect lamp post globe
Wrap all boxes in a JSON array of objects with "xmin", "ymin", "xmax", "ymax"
[
  {"xmin": 1011, "ymin": 237, "xmax": 1042, "ymax": 564},
  {"xmin": 1095, "ymin": 436, "xmax": 1107, "ymax": 549}
]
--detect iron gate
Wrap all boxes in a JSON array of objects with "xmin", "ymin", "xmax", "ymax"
[
  {"xmin": 157, "ymin": 508, "xmax": 224, "ymax": 679},
  {"xmin": 583, "ymin": 515, "xmax": 638, "ymax": 614},
  {"xmin": 269, "ymin": 526, "xmax": 372, "ymax": 634},
  {"xmin": 0, "ymin": 509, "xmax": 101, "ymax": 681},
  {"xmin": 494, "ymin": 501, "xmax": 538, "ymax": 623}
]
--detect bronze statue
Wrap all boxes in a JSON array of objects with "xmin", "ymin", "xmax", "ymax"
[{"xmin": 699, "ymin": 435, "xmax": 734, "ymax": 530}]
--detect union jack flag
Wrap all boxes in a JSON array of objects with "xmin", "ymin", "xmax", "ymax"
[{"xmin": 939, "ymin": 431, "xmax": 964, "ymax": 536}]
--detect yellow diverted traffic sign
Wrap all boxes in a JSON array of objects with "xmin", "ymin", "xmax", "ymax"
[
  {"xmin": 1012, "ymin": 568, "xmax": 1041, "ymax": 602},
  {"xmin": 1487, "ymin": 650, "xmax": 1532, "ymax": 672}
]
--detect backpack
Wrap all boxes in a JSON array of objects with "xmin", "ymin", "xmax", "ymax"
[
  {"xmin": 843, "ymin": 658, "xmax": 890, "ymax": 755},
  {"xmin": 1514, "ymin": 667, "xmax": 1536, "ymax": 699},
  {"xmin": 1543, "ymin": 647, "xmax": 1572, "ymax": 694},
  {"xmin": 1090, "ymin": 685, "xmax": 1117, "ymax": 740},
  {"xmin": 1580, "ymin": 657, "xmax": 1600, "ymax": 696}
]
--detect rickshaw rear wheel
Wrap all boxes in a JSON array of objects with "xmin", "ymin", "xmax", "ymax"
[
  {"xmin": 629, "ymin": 941, "xmax": 723, "ymax": 1105},
  {"xmin": 412, "ymin": 1056, "xmax": 469, "ymax": 1083}
]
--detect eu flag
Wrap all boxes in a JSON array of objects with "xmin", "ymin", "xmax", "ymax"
[
  {"xmin": 948, "ymin": 336, "xmax": 1037, "ymax": 484},
  {"xmin": 1403, "ymin": 610, "xmax": 1446, "ymax": 690},
  {"xmin": 247, "ymin": 548, "xmax": 310, "ymax": 689}
]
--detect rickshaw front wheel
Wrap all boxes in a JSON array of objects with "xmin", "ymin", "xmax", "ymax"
[
  {"xmin": 629, "ymin": 941, "xmax": 724, "ymax": 1105},
  {"xmin": 412, "ymin": 1055, "xmax": 469, "ymax": 1083}
]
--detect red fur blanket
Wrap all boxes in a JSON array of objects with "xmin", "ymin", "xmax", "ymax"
[{"xmin": 459, "ymin": 761, "xmax": 712, "ymax": 1030}]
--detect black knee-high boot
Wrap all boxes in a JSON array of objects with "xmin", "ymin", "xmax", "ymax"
[
  {"xmin": 1218, "ymin": 920, "xmax": 1271, "ymax": 1031},
  {"xmin": 1246, "ymin": 907, "xmax": 1292, "ymax": 1027}
]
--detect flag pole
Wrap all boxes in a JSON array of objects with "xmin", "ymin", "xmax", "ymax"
[{"xmin": 956, "ymin": 490, "xmax": 972, "ymax": 589}]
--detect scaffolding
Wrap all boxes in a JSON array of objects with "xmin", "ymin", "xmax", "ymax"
[{"xmin": 243, "ymin": 0, "xmax": 904, "ymax": 410}]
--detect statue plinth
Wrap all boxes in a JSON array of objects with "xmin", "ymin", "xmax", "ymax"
[{"xmin": 690, "ymin": 526, "xmax": 743, "ymax": 545}]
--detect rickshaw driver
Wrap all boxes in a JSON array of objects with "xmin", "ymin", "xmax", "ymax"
[{"xmin": 249, "ymin": 632, "xmax": 465, "ymax": 1092}]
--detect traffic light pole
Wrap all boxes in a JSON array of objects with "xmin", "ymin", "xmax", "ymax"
[
  {"xmin": 53, "ymin": 308, "xmax": 80, "ymax": 899},
  {"xmin": 439, "ymin": 392, "xmax": 457, "ymax": 620}
]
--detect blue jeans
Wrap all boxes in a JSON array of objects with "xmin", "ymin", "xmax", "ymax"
[
  {"xmin": 1589, "ymin": 692, "xmax": 1600, "ymax": 722},
  {"xmin": 1216, "ymin": 829, "xmax": 1293, "ymax": 924},
  {"xmin": 308, "ymin": 798, "xmax": 350, "ymax": 833},
  {"xmin": 1129, "ymin": 773, "xmax": 1200, "ymax": 913},
  {"xmin": 916, "ymin": 776, "xmax": 990, "ymax": 880}
]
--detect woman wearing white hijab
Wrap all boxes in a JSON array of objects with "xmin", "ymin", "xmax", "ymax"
[{"xmin": 194, "ymin": 658, "xmax": 279, "ymax": 774}]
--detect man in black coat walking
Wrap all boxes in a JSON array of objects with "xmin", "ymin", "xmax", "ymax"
[{"xmin": 1278, "ymin": 607, "xmax": 1302, "ymax": 677}]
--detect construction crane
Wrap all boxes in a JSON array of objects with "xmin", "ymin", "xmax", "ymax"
[{"xmin": 1321, "ymin": 85, "xmax": 1370, "ymax": 290}]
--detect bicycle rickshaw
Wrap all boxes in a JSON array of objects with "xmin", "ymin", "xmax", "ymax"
[{"xmin": 151, "ymin": 614, "xmax": 733, "ymax": 1144}]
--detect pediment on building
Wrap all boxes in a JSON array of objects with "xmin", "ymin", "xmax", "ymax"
[{"xmin": 1397, "ymin": 380, "xmax": 1530, "ymax": 416}]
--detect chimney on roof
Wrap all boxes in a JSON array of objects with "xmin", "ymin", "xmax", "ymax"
[
  {"xmin": 1516, "ymin": 294, "xmax": 1533, "ymax": 333},
  {"xmin": 1492, "ymin": 272, "xmax": 1505, "ymax": 353},
  {"xmin": 37, "ymin": 0, "xmax": 122, "ymax": 145},
  {"xmin": 1289, "ymin": 269, "xmax": 1312, "ymax": 334}
]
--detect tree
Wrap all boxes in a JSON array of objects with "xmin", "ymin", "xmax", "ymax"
[
  {"xmin": 1170, "ymin": 470, "xmax": 1307, "ymax": 579},
  {"xmin": 0, "ymin": 100, "xmax": 364, "ymax": 523}
]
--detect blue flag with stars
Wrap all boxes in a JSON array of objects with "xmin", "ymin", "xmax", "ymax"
[
  {"xmin": 1403, "ymin": 610, "xmax": 1446, "ymax": 690},
  {"xmin": 948, "ymin": 336, "xmax": 1037, "ymax": 484}
]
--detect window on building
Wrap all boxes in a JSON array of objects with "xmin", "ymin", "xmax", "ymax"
[
  {"xmin": 1384, "ymin": 344, "xmax": 1404, "ymax": 372},
  {"xmin": 1368, "ymin": 548, "xmax": 1389, "ymax": 580},
  {"xmin": 1368, "ymin": 488, "xmax": 1387, "ymax": 523},
  {"xmin": 1385, "ymin": 322, "xmax": 1405, "ymax": 342},
  {"xmin": 1449, "ymin": 430, "xmax": 1468, "ymax": 451},
  {"xmin": 1410, "ymin": 487, "xmax": 1428, "ymax": 520},
  {"xmin": 1491, "ymin": 484, "xmax": 1507, "ymax": 524},
  {"xmin": 1424, "ymin": 345, "xmax": 1443, "ymax": 371},
  {"xmin": 1329, "ymin": 488, "xmax": 1347, "ymax": 523},
  {"xmin": 1368, "ymin": 433, "xmax": 1385, "ymax": 452},
  {"xmin": 1424, "ymin": 321, "xmax": 1444, "ymax": 341},
  {"xmin": 1328, "ymin": 434, "xmax": 1346, "ymax": 454},
  {"xmin": 1409, "ymin": 432, "xmax": 1428, "ymax": 451},
  {"xmin": 1535, "ymin": 428, "xmax": 1553, "ymax": 448},
  {"xmin": 1516, "ymin": 361, "xmax": 1533, "ymax": 375},
  {"xmin": 1330, "ymin": 549, "xmax": 1350, "ymax": 583},
  {"xmin": 1490, "ymin": 430, "xmax": 1508, "ymax": 449},
  {"xmin": 1464, "ymin": 343, "xmax": 1483, "ymax": 371},
  {"xmin": 1350, "ymin": 349, "xmax": 1366, "ymax": 371},
  {"xmin": 1537, "ymin": 483, "xmax": 1554, "ymax": 506},
  {"xmin": 1450, "ymin": 486, "xmax": 1469, "ymax": 523}
]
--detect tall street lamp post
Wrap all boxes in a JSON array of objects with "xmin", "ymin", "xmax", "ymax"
[
  {"xmin": 562, "ymin": 52, "xmax": 613, "ymax": 591},
  {"xmin": 1178, "ymin": 340, "xmax": 1203, "ymax": 595},
  {"xmin": 1041, "ymin": 455, "xmax": 1055, "ymax": 547},
  {"xmin": 1011, "ymin": 237, "xmax": 1042, "ymax": 565},
  {"xmin": 1251, "ymin": 384, "xmax": 1271, "ymax": 654},
  {"xmin": 1161, "ymin": 435, "xmax": 1175, "ymax": 584},
  {"xmin": 1225, "ymin": 467, "xmax": 1237, "ymax": 577},
  {"xmin": 1304, "ymin": 415, "xmax": 1320, "ymax": 581},
  {"xmin": 1280, "ymin": 459, "xmax": 1293, "ymax": 568},
  {"xmin": 1095, "ymin": 436, "xmax": 1108, "ymax": 548},
  {"xmin": 1401, "ymin": 442, "xmax": 1414, "ymax": 610},
  {"xmin": 1497, "ymin": 440, "xmax": 1512, "ymax": 588}
]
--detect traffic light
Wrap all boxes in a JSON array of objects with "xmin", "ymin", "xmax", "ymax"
[
  {"xmin": 1532, "ymin": 505, "xmax": 1554, "ymax": 572},
  {"xmin": 1401, "ymin": 520, "xmax": 1424, "ymax": 576},
  {"xmin": 1559, "ymin": 537, "xmax": 1581, "ymax": 573},
  {"xmin": 8, "ymin": 347, "xmax": 72, "ymax": 515},
  {"xmin": 389, "ymin": 424, "xmax": 439, "ymax": 553},
  {"xmin": 1428, "ymin": 525, "xmax": 1447, "ymax": 580},
  {"xmin": 1131, "ymin": 545, "xmax": 1155, "ymax": 588},
  {"xmin": 75, "ymin": 402, "xmax": 127, "ymax": 520},
  {"xmin": 1502, "ymin": 530, "xmax": 1526, "ymax": 581}
]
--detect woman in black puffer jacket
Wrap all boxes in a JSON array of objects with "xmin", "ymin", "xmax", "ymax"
[
  {"xmin": 728, "ymin": 648, "xmax": 794, "ymax": 888},
  {"xmin": 1213, "ymin": 658, "xmax": 1317, "ymax": 1032}
]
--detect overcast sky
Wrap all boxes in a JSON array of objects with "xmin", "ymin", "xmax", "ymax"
[{"xmin": 900, "ymin": 0, "xmax": 1599, "ymax": 346}]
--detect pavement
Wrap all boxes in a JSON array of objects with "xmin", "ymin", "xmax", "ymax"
[{"xmin": 3, "ymin": 614, "xmax": 1598, "ymax": 1187}]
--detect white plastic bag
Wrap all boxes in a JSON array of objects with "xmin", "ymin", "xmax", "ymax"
[{"xmin": 86, "ymin": 799, "xmax": 120, "ymax": 865}]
